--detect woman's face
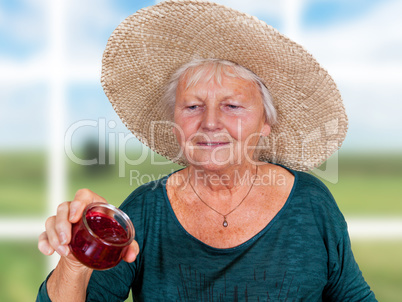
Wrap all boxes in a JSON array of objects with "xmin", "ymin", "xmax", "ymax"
[{"xmin": 173, "ymin": 68, "xmax": 270, "ymax": 171}]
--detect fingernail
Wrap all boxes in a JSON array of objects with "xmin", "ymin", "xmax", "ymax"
[
  {"xmin": 57, "ymin": 245, "xmax": 69, "ymax": 257},
  {"xmin": 59, "ymin": 232, "xmax": 67, "ymax": 245}
]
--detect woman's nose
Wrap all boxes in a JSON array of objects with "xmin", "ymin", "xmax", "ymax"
[{"xmin": 201, "ymin": 107, "xmax": 221, "ymax": 131}]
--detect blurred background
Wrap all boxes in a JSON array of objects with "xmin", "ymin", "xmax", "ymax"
[{"xmin": 1, "ymin": 0, "xmax": 401, "ymax": 301}]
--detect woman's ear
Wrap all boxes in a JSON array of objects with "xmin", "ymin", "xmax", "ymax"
[{"xmin": 261, "ymin": 122, "xmax": 271, "ymax": 137}]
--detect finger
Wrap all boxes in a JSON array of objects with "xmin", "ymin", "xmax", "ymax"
[
  {"xmin": 69, "ymin": 188, "xmax": 108, "ymax": 223},
  {"xmin": 55, "ymin": 201, "xmax": 72, "ymax": 245},
  {"xmin": 45, "ymin": 216, "xmax": 59, "ymax": 248},
  {"xmin": 122, "ymin": 240, "xmax": 140, "ymax": 263},
  {"xmin": 45, "ymin": 216, "xmax": 65, "ymax": 254},
  {"xmin": 38, "ymin": 231, "xmax": 55, "ymax": 256},
  {"xmin": 45, "ymin": 215, "xmax": 69, "ymax": 257}
]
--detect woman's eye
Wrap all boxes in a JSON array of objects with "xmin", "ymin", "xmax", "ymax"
[{"xmin": 187, "ymin": 105, "xmax": 198, "ymax": 110}]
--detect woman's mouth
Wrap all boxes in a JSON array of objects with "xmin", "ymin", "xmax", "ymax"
[{"xmin": 196, "ymin": 142, "xmax": 230, "ymax": 147}]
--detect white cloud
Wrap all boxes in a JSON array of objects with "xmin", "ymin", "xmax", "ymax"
[
  {"xmin": 64, "ymin": 0, "xmax": 126, "ymax": 65},
  {"xmin": 0, "ymin": 84, "xmax": 48, "ymax": 148},
  {"xmin": 0, "ymin": 0, "xmax": 47, "ymax": 50},
  {"xmin": 298, "ymin": 0, "xmax": 402, "ymax": 150},
  {"xmin": 300, "ymin": 0, "xmax": 402, "ymax": 76}
]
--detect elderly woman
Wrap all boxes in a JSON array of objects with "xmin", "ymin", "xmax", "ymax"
[{"xmin": 37, "ymin": 1, "xmax": 376, "ymax": 301}]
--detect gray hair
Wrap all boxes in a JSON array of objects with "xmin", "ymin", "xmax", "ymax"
[{"xmin": 161, "ymin": 58, "xmax": 277, "ymax": 126}]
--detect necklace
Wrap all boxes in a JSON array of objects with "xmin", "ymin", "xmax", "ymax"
[{"xmin": 188, "ymin": 165, "xmax": 258, "ymax": 227}]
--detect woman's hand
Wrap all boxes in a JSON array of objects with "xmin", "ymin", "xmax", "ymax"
[
  {"xmin": 37, "ymin": 189, "xmax": 139, "ymax": 301},
  {"xmin": 38, "ymin": 188, "xmax": 139, "ymax": 267}
]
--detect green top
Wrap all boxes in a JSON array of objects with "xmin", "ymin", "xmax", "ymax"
[{"xmin": 37, "ymin": 167, "xmax": 376, "ymax": 301}]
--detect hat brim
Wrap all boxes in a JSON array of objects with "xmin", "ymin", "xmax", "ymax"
[{"xmin": 101, "ymin": 0, "xmax": 348, "ymax": 171}]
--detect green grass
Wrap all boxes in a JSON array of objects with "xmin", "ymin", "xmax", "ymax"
[
  {"xmin": 326, "ymin": 175, "xmax": 402, "ymax": 215},
  {"xmin": 319, "ymin": 152, "xmax": 402, "ymax": 215},
  {"xmin": 0, "ymin": 151, "xmax": 47, "ymax": 215},
  {"xmin": 0, "ymin": 240, "xmax": 47, "ymax": 302},
  {"xmin": 352, "ymin": 240, "xmax": 402, "ymax": 301}
]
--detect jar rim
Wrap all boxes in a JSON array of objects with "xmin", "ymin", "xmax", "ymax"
[{"xmin": 82, "ymin": 202, "xmax": 134, "ymax": 247}]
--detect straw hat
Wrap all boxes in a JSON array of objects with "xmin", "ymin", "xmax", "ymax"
[{"xmin": 101, "ymin": 0, "xmax": 348, "ymax": 171}]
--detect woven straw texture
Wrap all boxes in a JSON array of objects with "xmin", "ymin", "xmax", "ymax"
[{"xmin": 101, "ymin": 0, "xmax": 348, "ymax": 171}]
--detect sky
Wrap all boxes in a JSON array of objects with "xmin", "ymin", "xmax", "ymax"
[{"xmin": 1, "ymin": 0, "xmax": 401, "ymax": 153}]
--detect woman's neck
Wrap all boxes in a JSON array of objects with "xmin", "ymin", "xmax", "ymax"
[{"xmin": 186, "ymin": 162, "xmax": 258, "ymax": 193}]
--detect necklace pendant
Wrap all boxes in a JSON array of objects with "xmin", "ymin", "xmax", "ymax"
[{"xmin": 223, "ymin": 217, "xmax": 228, "ymax": 227}]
